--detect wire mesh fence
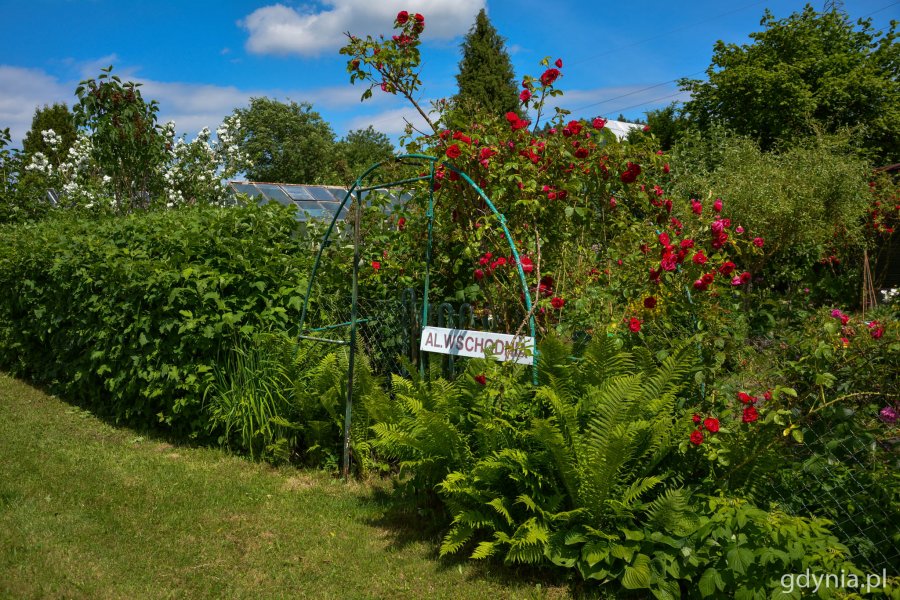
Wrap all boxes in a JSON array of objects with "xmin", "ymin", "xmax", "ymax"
[
  {"xmin": 298, "ymin": 287, "xmax": 524, "ymax": 380},
  {"xmin": 298, "ymin": 287, "xmax": 899, "ymax": 573},
  {"xmin": 764, "ymin": 410, "xmax": 900, "ymax": 573}
]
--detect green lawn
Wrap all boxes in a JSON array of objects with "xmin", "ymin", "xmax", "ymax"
[{"xmin": 0, "ymin": 373, "xmax": 575, "ymax": 599}]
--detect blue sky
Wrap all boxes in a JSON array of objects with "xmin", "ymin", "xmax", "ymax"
[{"xmin": 1, "ymin": 0, "xmax": 897, "ymax": 147}]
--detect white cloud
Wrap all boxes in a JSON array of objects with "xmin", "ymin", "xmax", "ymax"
[
  {"xmin": 0, "ymin": 62, "xmax": 388, "ymax": 147},
  {"xmin": 0, "ymin": 66, "xmax": 70, "ymax": 145},
  {"xmin": 241, "ymin": 0, "xmax": 485, "ymax": 56},
  {"xmin": 345, "ymin": 105, "xmax": 432, "ymax": 136}
]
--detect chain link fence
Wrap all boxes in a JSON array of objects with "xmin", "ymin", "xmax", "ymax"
[{"xmin": 764, "ymin": 409, "xmax": 899, "ymax": 573}]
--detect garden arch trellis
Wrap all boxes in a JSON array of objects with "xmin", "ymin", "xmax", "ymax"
[{"xmin": 297, "ymin": 153, "xmax": 537, "ymax": 478}]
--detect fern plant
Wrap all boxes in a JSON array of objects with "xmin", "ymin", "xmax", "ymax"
[{"xmin": 437, "ymin": 336, "xmax": 700, "ymax": 596}]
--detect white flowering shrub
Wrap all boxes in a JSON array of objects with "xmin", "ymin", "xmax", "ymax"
[
  {"xmin": 160, "ymin": 115, "xmax": 250, "ymax": 207},
  {"xmin": 18, "ymin": 116, "xmax": 250, "ymax": 214}
]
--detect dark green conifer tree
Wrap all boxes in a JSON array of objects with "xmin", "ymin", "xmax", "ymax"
[{"xmin": 452, "ymin": 9, "xmax": 519, "ymax": 117}]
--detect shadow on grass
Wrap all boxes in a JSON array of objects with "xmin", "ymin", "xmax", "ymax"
[{"xmin": 359, "ymin": 481, "xmax": 618, "ymax": 600}]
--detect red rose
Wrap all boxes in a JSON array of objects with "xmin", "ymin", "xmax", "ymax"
[
  {"xmin": 520, "ymin": 256, "xmax": 534, "ymax": 273},
  {"xmin": 763, "ymin": 390, "xmax": 772, "ymax": 401},
  {"xmin": 740, "ymin": 271, "xmax": 751, "ymax": 284},
  {"xmin": 693, "ymin": 251, "xmax": 708, "ymax": 265},
  {"xmin": 474, "ymin": 268, "xmax": 484, "ymax": 281},
  {"xmin": 642, "ymin": 125, "xmax": 651, "ymax": 133},
  {"xmin": 396, "ymin": 10, "xmax": 409, "ymax": 24},
  {"xmin": 452, "ymin": 131, "xmax": 472, "ymax": 144},
  {"xmin": 554, "ymin": 58, "xmax": 563, "ymax": 68},
  {"xmin": 540, "ymin": 68, "xmax": 560, "ymax": 86},
  {"xmin": 414, "ymin": 13, "xmax": 424, "ymax": 23},
  {"xmin": 692, "ymin": 413, "xmax": 702, "ymax": 424},
  {"xmin": 713, "ymin": 198, "xmax": 723, "ymax": 212},
  {"xmin": 445, "ymin": 144, "xmax": 461, "ymax": 159},
  {"xmin": 693, "ymin": 279, "xmax": 707, "ymax": 291},
  {"xmin": 691, "ymin": 199, "xmax": 703, "ymax": 215},
  {"xmin": 620, "ymin": 162, "xmax": 641, "ymax": 184},
  {"xmin": 703, "ymin": 417, "xmax": 720, "ymax": 433},
  {"xmin": 519, "ymin": 89, "xmax": 531, "ymax": 103},
  {"xmin": 701, "ymin": 273, "xmax": 715, "ymax": 285},
  {"xmin": 474, "ymin": 374, "xmax": 486, "ymax": 386},
  {"xmin": 719, "ymin": 261, "xmax": 736, "ymax": 276},
  {"xmin": 738, "ymin": 392, "xmax": 756, "ymax": 404},
  {"xmin": 690, "ymin": 429, "xmax": 704, "ymax": 445},
  {"xmin": 371, "ymin": 260, "xmax": 381, "ymax": 271},
  {"xmin": 592, "ymin": 117, "xmax": 606, "ymax": 129},
  {"xmin": 628, "ymin": 317, "xmax": 642, "ymax": 333},
  {"xmin": 643, "ymin": 296, "xmax": 657, "ymax": 309},
  {"xmin": 742, "ymin": 406, "xmax": 759, "ymax": 423},
  {"xmin": 663, "ymin": 163, "xmax": 670, "ymax": 174},
  {"xmin": 551, "ymin": 296, "xmax": 565, "ymax": 309},
  {"xmin": 753, "ymin": 237, "xmax": 764, "ymax": 248},
  {"xmin": 397, "ymin": 216, "xmax": 406, "ymax": 230}
]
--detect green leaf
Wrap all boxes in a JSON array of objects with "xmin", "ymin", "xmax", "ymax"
[
  {"xmin": 726, "ymin": 545, "xmax": 754, "ymax": 575},
  {"xmin": 699, "ymin": 567, "xmax": 724, "ymax": 597},
  {"xmin": 622, "ymin": 554, "xmax": 651, "ymax": 589}
]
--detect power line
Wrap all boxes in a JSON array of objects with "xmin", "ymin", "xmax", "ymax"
[
  {"xmin": 569, "ymin": 0, "xmax": 769, "ymax": 66},
  {"xmin": 601, "ymin": 91, "xmax": 688, "ymax": 120},
  {"xmin": 862, "ymin": 0, "xmax": 900, "ymax": 17},
  {"xmin": 566, "ymin": 69, "xmax": 705, "ymax": 116}
]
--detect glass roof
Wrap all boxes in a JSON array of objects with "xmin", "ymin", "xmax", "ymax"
[{"xmin": 227, "ymin": 181, "xmax": 405, "ymax": 222}]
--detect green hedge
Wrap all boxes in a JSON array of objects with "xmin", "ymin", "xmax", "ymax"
[{"xmin": 0, "ymin": 203, "xmax": 312, "ymax": 437}]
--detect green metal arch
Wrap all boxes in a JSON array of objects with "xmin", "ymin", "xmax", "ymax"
[{"xmin": 297, "ymin": 153, "xmax": 538, "ymax": 381}]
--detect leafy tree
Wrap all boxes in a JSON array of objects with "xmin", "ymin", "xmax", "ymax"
[
  {"xmin": 74, "ymin": 66, "xmax": 166, "ymax": 210},
  {"xmin": 643, "ymin": 103, "xmax": 688, "ymax": 151},
  {"xmin": 232, "ymin": 98, "xmax": 337, "ymax": 184},
  {"xmin": 333, "ymin": 126, "xmax": 395, "ymax": 183},
  {"xmin": 679, "ymin": 7, "xmax": 900, "ymax": 161},
  {"xmin": 451, "ymin": 9, "xmax": 519, "ymax": 117},
  {"xmin": 22, "ymin": 103, "xmax": 77, "ymax": 159}
]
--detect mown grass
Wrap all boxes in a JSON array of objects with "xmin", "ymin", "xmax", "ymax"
[{"xmin": 0, "ymin": 373, "xmax": 580, "ymax": 600}]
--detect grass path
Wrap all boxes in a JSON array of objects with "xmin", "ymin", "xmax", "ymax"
[{"xmin": 0, "ymin": 373, "xmax": 571, "ymax": 599}]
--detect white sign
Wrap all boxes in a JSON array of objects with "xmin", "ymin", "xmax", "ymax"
[{"xmin": 419, "ymin": 326, "xmax": 535, "ymax": 365}]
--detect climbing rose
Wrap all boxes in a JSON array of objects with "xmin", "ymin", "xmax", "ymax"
[
  {"xmin": 692, "ymin": 413, "xmax": 702, "ymax": 424},
  {"xmin": 742, "ymin": 406, "xmax": 759, "ymax": 423},
  {"xmin": 753, "ymin": 237, "xmax": 764, "ymax": 248},
  {"xmin": 519, "ymin": 256, "xmax": 534, "ymax": 273},
  {"xmin": 445, "ymin": 144, "xmax": 461, "ymax": 159},
  {"xmin": 555, "ymin": 58, "xmax": 563, "ymax": 68},
  {"xmin": 592, "ymin": 117, "xmax": 606, "ymax": 129},
  {"xmin": 738, "ymin": 392, "xmax": 755, "ymax": 404},
  {"xmin": 703, "ymin": 417, "xmax": 720, "ymax": 433},
  {"xmin": 643, "ymin": 296, "xmax": 657, "ymax": 309},
  {"xmin": 719, "ymin": 261, "xmax": 736, "ymax": 276},
  {"xmin": 474, "ymin": 269, "xmax": 484, "ymax": 281},
  {"xmin": 519, "ymin": 89, "xmax": 531, "ymax": 102},
  {"xmin": 397, "ymin": 216, "xmax": 406, "ymax": 230},
  {"xmin": 540, "ymin": 68, "xmax": 560, "ymax": 86},
  {"xmin": 880, "ymin": 406, "xmax": 898, "ymax": 423},
  {"xmin": 693, "ymin": 251, "xmax": 708, "ymax": 265},
  {"xmin": 690, "ymin": 430, "xmax": 704, "ymax": 445},
  {"xmin": 371, "ymin": 261, "xmax": 381, "ymax": 271},
  {"xmin": 713, "ymin": 198, "xmax": 723, "ymax": 212},
  {"xmin": 628, "ymin": 317, "xmax": 642, "ymax": 333},
  {"xmin": 551, "ymin": 296, "xmax": 565, "ymax": 309},
  {"xmin": 620, "ymin": 162, "xmax": 641, "ymax": 184},
  {"xmin": 474, "ymin": 374, "xmax": 487, "ymax": 386},
  {"xmin": 396, "ymin": 10, "xmax": 409, "ymax": 24}
]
